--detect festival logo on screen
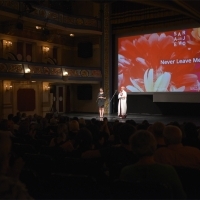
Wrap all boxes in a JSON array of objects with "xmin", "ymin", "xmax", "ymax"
[
  {"xmin": 118, "ymin": 27, "xmax": 200, "ymax": 93},
  {"xmin": 173, "ymin": 30, "xmax": 186, "ymax": 46}
]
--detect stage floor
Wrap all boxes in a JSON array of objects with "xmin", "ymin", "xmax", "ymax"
[{"xmin": 63, "ymin": 112, "xmax": 200, "ymax": 126}]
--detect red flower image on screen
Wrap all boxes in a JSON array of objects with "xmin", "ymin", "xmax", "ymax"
[{"xmin": 118, "ymin": 27, "xmax": 200, "ymax": 92}]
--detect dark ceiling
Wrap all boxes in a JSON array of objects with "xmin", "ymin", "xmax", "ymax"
[{"xmin": 1, "ymin": 0, "xmax": 200, "ymax": 39}]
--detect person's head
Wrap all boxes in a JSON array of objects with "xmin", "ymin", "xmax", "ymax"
[
  {"xmin": 16, "ymin": 112, "xmax": 21, "ymax": 117},
  {"xmin": 57, "ymin": 123, "xmax": 68, "ymax": 134},
  {"xmin": 163, "ymin": 125, "xmax": 182, "ymax": 145},
  {"xmin": 0, "ymin": 131, "xmax": 12, "ymax": 174},
  {"xmin": 21, "ymin": 112, "xmax": 26, "ymax": 119},
  {"xmin": 126, "ymin": 119, "xmax": 136, "ymax": 127},
  {"xmin": 72, "ymin": 117, "xmax": 79, "ymax": 122},
  {"xmin": 50, "ymin": 117, "xmax": 57, "ymax": 125},
  {"xmin": 103, "ymin": 117, "xmax": 108, "ymax": 124},
  {"xmin": 168, "ymin": 121, "xmax": 181, "ymax": 129},
  {"xmin": 130, "ymin": 130, "xmax": 157, "ymax": 158},
  {"xmin": 151, "ymin": 121, "xmax": 165, "ymax": 138},
  {"xmin": 79, "ymin": 118, "xmax": 86, "ymax": 126},
  {"xmin": 121, "ymin": 86, "xmax": 125, "ymax": 91},
  {"xmin": 57, "ymin": 123, "xmax": 68, "ymax": 139},
  {"xmin": 100, "ymin": 88, "xmax": 103, "ymax": 92},
  {"xmin": 69, "ymin": 120, "xmax": 79, "ymax": 132},
  {"xmin": 119, "ymin": 123, "xmax": 136, "ymax": 145}
]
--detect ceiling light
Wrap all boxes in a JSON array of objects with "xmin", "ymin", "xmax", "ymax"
[{"xmin": 70, "ymin": 33, "xmax": 74, "ymax": 37}]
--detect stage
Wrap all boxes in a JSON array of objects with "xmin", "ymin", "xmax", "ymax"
[{"xmin": 63, "ymin": 112, "xmax": 200, "ymax": 126}]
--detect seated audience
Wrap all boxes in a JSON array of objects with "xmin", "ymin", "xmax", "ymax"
[
  {"xmin": 120, "ymin": 130, "xmax": 186, "ymax": 199},
  {"xmin": 49, "ymin": 123, "xmax": 74, "ymax": 153},
  {"xmin": 46, "ymin": 117, "xmax": 58, "ymax": 135},
  {"xmin": 68, "ymin": 127, "xmax": 95, "ymax": 160},
  {"xmin": 0, "ymin": 131, "xmax": 33, "ymax": 199},
  {"xmin": 82, "ymin": 123, "xmax": 138, "ymax": 180},
  {"xmin": 154, "ymin": 125, "xmax": 200, "ymax": 169}
]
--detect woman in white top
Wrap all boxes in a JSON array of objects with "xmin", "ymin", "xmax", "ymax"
[{"xmin": 118, "ymin": 86, "xmax": 127, "ymax": 118}]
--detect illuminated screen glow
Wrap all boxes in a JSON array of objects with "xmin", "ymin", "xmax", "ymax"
[{"xmin": 118, "ymin": 27, "xmax": 200, "ymax": 93}]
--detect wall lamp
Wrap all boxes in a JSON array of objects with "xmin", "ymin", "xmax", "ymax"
[
  {"xmin": 44, "ymin": 85, "xmax": 50, "ymax": 91},
  {"xmin": 5, "ymin": 84, "xmax": 12, "ymax": 91},
  {"xmin": 25, "ymin": 68, "xmax": 30, "ymax": 73},
  {"xmin": 43, "ymin": 46, "xmax": 50, "ymax": 53},
  {"xmin": 3, "ymin": 40, "xmax": 12, "ymax": 48},
  {"xmin": 24, "ymin": 65, "xmax": 31, "ymax": 79},
  {"xmin": 62, "ymin": 71, "xmax": 68, "ymax": 81}
]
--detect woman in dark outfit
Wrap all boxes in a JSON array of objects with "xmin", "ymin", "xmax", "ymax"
[{"xmin": 97, "ymin": 88, "xmax": 106, "ymax": 118}]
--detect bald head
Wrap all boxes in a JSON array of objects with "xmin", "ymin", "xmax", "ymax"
[{"xmin": 163, "ymin": 125, "xmax": 182, "ymax": 145}]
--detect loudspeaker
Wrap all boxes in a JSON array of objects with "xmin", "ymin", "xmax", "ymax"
[
  {"xmin": 77, "ymin": 84, "xmax": 92, "ymax": 100},
  {"xmin": 78, "ymin": 42, "xmax": 93, "ymax": 58}
]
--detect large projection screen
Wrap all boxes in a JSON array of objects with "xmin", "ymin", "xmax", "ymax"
[{"xmin": 118, "ymin": 27, "xmax": 200, "ymax": 98}]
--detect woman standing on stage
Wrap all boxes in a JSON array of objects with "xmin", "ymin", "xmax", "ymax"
[
  {"xmin": 118, "ymin": 86, "xmax": 127, "ymax": 118},
  {"xmin": 97, "ymin": 88, "xmax": 106, "ymax": 118}
]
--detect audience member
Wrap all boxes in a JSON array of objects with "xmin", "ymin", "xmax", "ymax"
[
  {"xmin": 82, "ymin": 123, "xmax": 138, "ymax": 180},
  {"xmin": 12, "ymin": 112, "xmax": 21, "ymax": 125},
  {"xmin": 154, "ymin": 125, "xmax": 200, "ymax": 169},
  {"xmin": 49, "ymin": 123, "xmax": 74, "ymax": 153},
  {"xmin": 68, "ymin": 127, "xmax": 95, "ymax": 158},
  {"xmin": 45, "ymin": 117, "xmax": 58, "ymax": 135},
  {"xmin": 0, "ymin": 131, "xmax": 33, "ymax": 199},
  {"xmin": 120, "ymin": 130, "xmax": 186, "ymax": 199}
]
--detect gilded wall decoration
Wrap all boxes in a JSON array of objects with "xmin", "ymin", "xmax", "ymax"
[
  {"xmin": 28, "ymin": 66, "xmax": 43, "ymax": 74},
  {"xmin": 0, "ymin": 60, "xmax": 102, "ymax": 80},
  {"xmin": 65, "ymin": 69, "xmax": 102, "ymax": 78},
  {"xmin": 0, "ymin": 63, "xmax": 7, "ymax": 72},
  {"xmin": 50, "ymin": 68, "xmax": 62, "ymax": 76},
  {"xmin": 7, "ymin": 64, "xmax": 23, "ymax": 73},
  {"xmin": 43, "ymin": 67, "xmax": 50, "ymax": 75},
  {"xmin": 0, "ymin": 63, "xmax": 23, "ymax": 73}
]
